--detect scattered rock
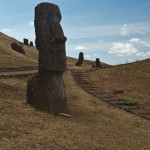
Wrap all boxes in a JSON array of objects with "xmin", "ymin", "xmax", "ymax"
[
  {"xmin": 59, "ymin": 113, "xmax": 72, "ymax": 118},
  {"xmin": 11, "ymin": 42, "xmax": 25, "ymax": 55},
  {"xmin": 113, "ymin": 90, "xmax": 124, "ymax": 95}
]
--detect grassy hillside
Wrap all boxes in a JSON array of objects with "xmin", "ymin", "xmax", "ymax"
[
  {"xmin": 0, "ymin": 32, "xmax": 111, "ymax": 71},
  {"xmin": 0, "ymin": 32, "xmax": 38, "ymax": 70},
  {"xmin": 0, "ymin": 71, "xmax": 150, "ymax": 150},
  {"xmin": 0, "ymin": 32, "xmax": 150, "ymax": 149},
  {"xmin": 87, "ymin": 59, "xmax": 150, "ymax": 108}
]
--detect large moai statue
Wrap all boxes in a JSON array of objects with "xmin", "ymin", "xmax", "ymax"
[
  {"xmin": 96, "ymin": 58, "xmax": 101, "ymax": 67},
  {"xmin": 75, "ymin": 52, "xmax": 84, "ymax": 66},
  {"xmin": 26, "ymin": 2, "xmax": 67, "ymax": 115}
]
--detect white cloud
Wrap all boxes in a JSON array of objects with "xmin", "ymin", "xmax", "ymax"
[
  {"xmin": 29, "ymin": 21, "xmax": 34, "ymax": 26},
  {"xmin": 109, "ymin": 42, "xmax": 138, "ymax": 56},
  {"xmin": 85, "ymin": 54, "xmax": 91, "ymax": 58},
  {"xmin": 109, "ymin": 42, "xmax": 150, "ymax": 57},
  {"xmin": 120, "ymin": 24, "xmax": 128, "ymax": 36},
  {"xmin": 129, "ymin": 38, "xmax": 150, "ymax": 47},
  {"xmin": 93, "ymin": 53, "xmax": 100, "ymax": 56},
  {"xmin": 140, "ymin": 41, "xmax": 150, "ymax": 47},
  {"xmin": 129, "ymin": 38, "xmax": 141, "ymax": 43},
  {"xmin": 136, "ymin": 51, "xmax": 150, "ymax": 57},
  {"xmin": 1, "ymin": 28, "xmax": 12, "ymax": 32},
  {"xmin": 66, "ymin": 21, "xmax": 150, "ymax": 40},
  {"xmin": 74, "ymin": 45, "xmax": 88, "ymax": 50}
]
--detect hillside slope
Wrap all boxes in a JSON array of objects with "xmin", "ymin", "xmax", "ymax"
[
  {"xmin": 0, "ymin": 32, "xmax": 111, "ymax": 71},
  {"xmin": 0, "ymin": 70, "xmax": 150, "ymax": 150},
  {"xmin": 87, "ymin": 59, "xmax": 150, "ymax": 107},
  {"xmin": 0, "ymin": 32, "xmax": 38, "ymax": 70}
]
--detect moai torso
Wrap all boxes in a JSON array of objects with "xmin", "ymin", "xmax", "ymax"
[{"xmin": 35, "ymin": 3, "xmax": 67, "ymax": 72}]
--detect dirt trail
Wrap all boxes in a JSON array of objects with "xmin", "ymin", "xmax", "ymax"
[
  {"xmin": 0, "ymin": 70, "xmax": 37, "ymax": 77},
  {"xmin": 1, "ymin": 67, "xmax": 150, "ymax": 120}
]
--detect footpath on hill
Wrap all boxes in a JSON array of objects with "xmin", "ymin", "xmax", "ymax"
[
  {"xmin": 0, "ymin": 70, "xmax": 37, "ymax": 77},
  {"xmin": 0, "ymin": 66, "xmax": 149, "ymax": 120}
]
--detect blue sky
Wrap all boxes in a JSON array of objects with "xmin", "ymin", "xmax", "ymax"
[{"xmin": 0, "ymin": 0, "xmax": 150, "ymax": 65}]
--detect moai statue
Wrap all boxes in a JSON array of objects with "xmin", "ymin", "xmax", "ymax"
[
  {"xmin": 30, "ymin": 41, "xmax": 34, "ymax": 46},
  {"xmin": 96, "ymin": 58, "xmax": 101, "ymax": 67},
  {"xmin": 75, "ymin": 52, "xmax": 84, "ymax": 66},
  {"xmin": 23, "ymin": 38, "xmax": 29, "ymax": 45},
  {"xmin": 26, "ymin": 2, "xmax": 67, "ymax": 115}
]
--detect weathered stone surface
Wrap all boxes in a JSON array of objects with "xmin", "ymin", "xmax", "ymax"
[
  {"xmin": 11, "ymin": 42, "xmax": 25, "ymax": 55},
  {"xmin": 35, "ymin": 2, "xmax": 67, "ymax": 72},
  {"xmin": 30, "ymin": 41, "xmax": 33, "ymax": 46},
  {"xmin": 96, "ymin": 58, "xmax": 101, "ymax": 67},
  {"xmin": 23, "ymin": 38, "xmax": 29, "ymax": 45},
  {"xmin": 27, "ymin": 68, "xmax": 67, "ymax": 114},
  {"xmin": 27, "ymin": 2, "xmax": 67, "ymax": 115},
  {"xmin": 76, "ymin": 52, "xmax": 84, "ymax": 66}
]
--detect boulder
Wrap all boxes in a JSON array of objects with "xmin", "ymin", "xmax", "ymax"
[{"xmin": 11, "ymin": 42, "xmax": 25, "ymax": 55}]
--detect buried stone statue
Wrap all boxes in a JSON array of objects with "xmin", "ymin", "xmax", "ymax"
[
  {"xmin": 76, "ymin": 52, "xmax": 84, "ymax": 66},
  {"xmin": 27, "ymin": 3, "xmax": 67, "ymax": 115}
]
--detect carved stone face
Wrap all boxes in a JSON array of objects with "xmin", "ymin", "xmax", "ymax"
[{"xmin": 35, "ymin": 3, "xmax": 67, "ymax": 72}]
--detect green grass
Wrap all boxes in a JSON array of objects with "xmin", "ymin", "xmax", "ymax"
[{"xmin": 124, "ymin": 97, "xmax": 139, "ymax": 106}]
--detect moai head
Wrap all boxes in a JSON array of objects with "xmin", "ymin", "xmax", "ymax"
[
  {"xmin": 23, "ymin": 38, "xmax": 29, "ymax": 45},
  {"xmin": 30, "ymin": 41, "xmax": 33, "ymax": 46},
  {"xmin": 76, "ymin": 52, "xmax": 84, "ymax": 66},
  {"xmin": 96, "ymin": 58, "xmax": 101, "ymax": 67},
  {"xmin": 79, "ymin": 52, "xmax": 84, "ymax": 61},
  {"xmin": 35, "ymin": 2, "xmax": 67, "ymax": 72}
]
